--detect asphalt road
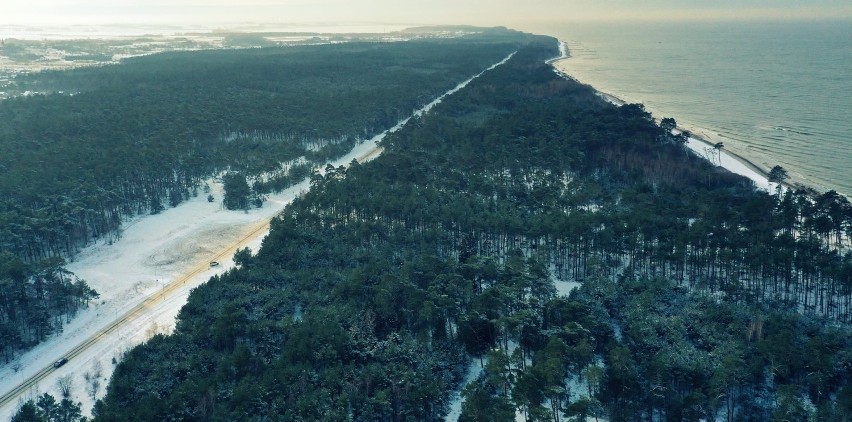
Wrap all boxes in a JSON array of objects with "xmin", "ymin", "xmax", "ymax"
[{"xmin": 0, "ymin": 219, "xmax": 271, "ymax": 409}]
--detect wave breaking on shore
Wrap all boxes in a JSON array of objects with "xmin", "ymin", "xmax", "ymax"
[{"xmin": 547, "ymin": 39, "xmax": 840, "ymax": 198}]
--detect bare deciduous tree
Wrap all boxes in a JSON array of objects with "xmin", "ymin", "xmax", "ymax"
[
  {"xmin": 57, "ymin": 375, "xmax": 73, "ymax": 399},
  {"xmin": 92, "ymin": 360, "xmax": 103, "ymax": 379},
  {"xmin": 86, "ymin": 378, "xmax": 101, "ymax": 400}
]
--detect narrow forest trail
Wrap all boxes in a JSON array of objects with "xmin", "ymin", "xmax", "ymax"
[{"xmin": 0, "ymin": 51, "xmax": 517, "ymax": 418}]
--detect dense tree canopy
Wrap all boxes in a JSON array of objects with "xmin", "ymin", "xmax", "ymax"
[
  {"xmin": 90, "ymin": 35, "xmax": 851, "ymax": 421},
  {"xmin": 0, "ymin": 29, "xmax": 529, "ymax": 360},
  {"xmin": 0, "ymin": 31, "xmax": 524, "ymax": 262},
  {"xmin": 1, "ymin": 253, "xmax": 98, "ymax": 363}
]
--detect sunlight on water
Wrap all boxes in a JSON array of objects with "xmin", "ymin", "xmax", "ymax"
[{"xmin": 536, "ymin": 20, "xmax": 852, "ymax": 196}]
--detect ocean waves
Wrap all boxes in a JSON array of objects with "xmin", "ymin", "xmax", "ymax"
[{"xmin": 544, "ymin": 20, "xmax": 852, "ymax": 196}]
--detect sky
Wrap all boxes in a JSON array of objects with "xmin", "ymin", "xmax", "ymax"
[{"xmin": 2, "ymin": 0, "xmax": 851, "ymax": 27}]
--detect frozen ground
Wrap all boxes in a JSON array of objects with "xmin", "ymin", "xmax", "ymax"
[
  {"xmin": 684, "ymin": 136, "xmax": 774, "ymax": 191},
  {"xmin": 552, "ymin": 266, "xmax": 582, "ymax": 297},
  {"xmin": 444, "ymin": 358, "xmax": 484, "ymax": 422},
  {"xmin": 548, "ymin": 39, "xmax": 776, "ymax": 193},
  {"xmin": 591, "ymin": 89, "xmax": 775, "ymax": 191},
  {"xmin": 0, "ymin": 177, "xmax": 303, "ymax": 417},
  {"xmin": 0, "ymin": 51, "xmax": 516, "ymax": 419}
]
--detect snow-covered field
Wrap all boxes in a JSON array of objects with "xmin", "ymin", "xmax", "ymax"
[
  {"xmin": 0, "ymin": 177, "xmax": 305, "ymax": 417},
  {"xmin": 0, "ymin": 51, "xmax": 516, "ymax": 419}
]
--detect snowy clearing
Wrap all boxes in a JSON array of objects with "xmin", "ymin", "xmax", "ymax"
[{"xmin": 444, "ymin": 358, "xmax": 484, "ymax": 422}]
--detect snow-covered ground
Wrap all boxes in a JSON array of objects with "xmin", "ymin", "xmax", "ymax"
[
  {"xmin": 0, "ymin": 178, "xmax": 303, "ymax": 417},
  {"xmin": 684, "ymin": 136, "xmax": 774, "ymax": 191},
  {"xmin": 0, "ymin": 51, "xmax": 517, "ymax": 419},
  {"xmin": 444, "ymin": 358, "xmax": 485, "ymax": 422},
  {"xmin": 548, "ymin": 39, "xmax": 778, "ymax": 194},
  {"xmin": 552, "ymin": 273, "xmax": 581, "ymax": 297},
  {"xmin": 592, "ymin": 90, "xmax": 775, "ymax": 192}
]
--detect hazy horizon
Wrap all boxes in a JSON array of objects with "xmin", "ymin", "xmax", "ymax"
[{"xmin": 4, "ymin": 0, "xmax": 851, "ymax": 28}]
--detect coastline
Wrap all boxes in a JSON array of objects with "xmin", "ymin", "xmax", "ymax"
[{"xmin": 546, "ymin": 39, "xmax": 821, "ymax": 196}]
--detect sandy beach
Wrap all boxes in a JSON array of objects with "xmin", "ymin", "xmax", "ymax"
[{"xmin": 546, "ymin": 41, "xmax": 824, "ymax": 196}]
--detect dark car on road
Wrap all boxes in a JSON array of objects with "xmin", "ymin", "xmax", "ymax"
[{"xmin": 53, "ymin": 358, "xmax": 68, "ymax": 368}]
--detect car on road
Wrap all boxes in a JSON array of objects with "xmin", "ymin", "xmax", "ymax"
[
  {"xmin": 53, "ymin": 358, "xmax": 68, "ymax": 368},
  {"xmin": 209, "ymin": 261, "xmax": 220, "ymax": 267}
]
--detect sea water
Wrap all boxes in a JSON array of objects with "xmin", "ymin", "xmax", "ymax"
[
  {"xmin": 534, "ymin": 20, "xmax": 851, "ymax": 197},
  {"xmin": 4, "ymin": 21, "xmax": 850, "ymax": 195}
]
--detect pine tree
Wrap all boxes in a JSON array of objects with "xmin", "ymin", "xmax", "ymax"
[{"xmin": 223, "ymin": 173, "xmax": 251, "ymax": 210}]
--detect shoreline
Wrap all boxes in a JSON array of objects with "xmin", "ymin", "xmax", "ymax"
[{"xmin": 547, "ymin": 40, "xmax": 822, "ymax": 197}]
